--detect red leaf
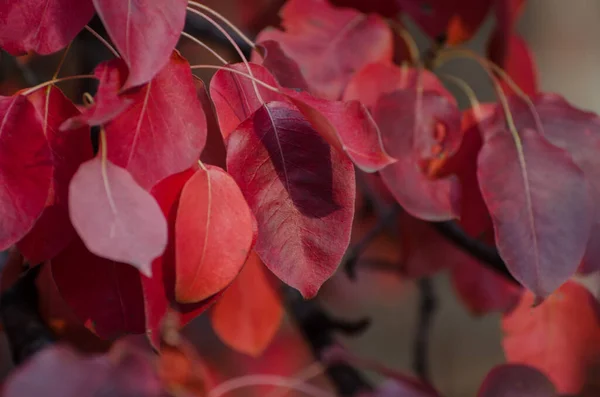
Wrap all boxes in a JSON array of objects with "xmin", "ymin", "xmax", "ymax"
[
  {"xmin": 343, "ymin": 62, "xmax": 453, "ymax": 109},
  {"xmin": 450, "ymin": 256, "xmax": 521, "ymax": 316},
  {"xmin": 211, "ymin": 251, "xmax": 283, "ymax": 357},
  {"xmin": 196, "ymin": 78, "xmax": 226, "ymax": 169},
  {"xmin": 255, "ymin": 0, "xmax": 393, "ymax": 99},
  {"xmin": 0, "ymin": 0, "xmax": 94, "ymax": 55},
  {"xmin": 477, "ymin": 99, "xmax": 594, "ymax": 297},
  {"xmin": 18, "ymin": 86, "xmax": 93, "ymax": 262},
  {"xmin": 68, "ymin": 155, "xmax": 168, "ymax": 276},
  {"xmin": 104, "ymin": 52, "xmax": 208, "ymax": 190},
  {"xmin": 373, "ymin": 90, "xmax": 461, "ymax": 221},
  {"xmin": 211, "ymin": 62, "xmax": 394, "ymax": 172},
  {"xmin": 505, "ymin": 94, "xmax": 600, "ymax": 274},
  {"xmin": 3, "ymin": 343, "xmax": 162, "ymax": 397},
  {"xmin": 51, "ymin": 238, "xmax": 146, "ymax": 339},
  {"xmin": 226, "ymin": 101, "xmax": 355, "ymax": 297},
  {"xmin": 478, "ymin": 364, "xmax": 557, "ymax": 397},
  {"xmin": 502, "ymin": 281, "xmax": 600, "ymax": 394},
  {"xmin": 397, "ymin": 0, "xmax": 493, "ymax": 45},
  {"xmin": 330, "ymin": 0, "xmax": 401, "ymax": 17},
  {"xmin": 0, "ymin": 95, "xmax": 52, "ymax": 250},
  {"xmin": 210, "ymin": 63, "xmax": 285, "ymax": 140},
  {"xmin": 254, "ymin": 40, "xmax": 310, "ymax": 91},
  {"xmin": 175, "ymin": 164, "xmax": 254, "ymax": 303},
  {"xmin": 61, "ymin": 60, "xmax": 133, "ymax": 130},
  {"xmin": 143, "ymin": 169, "xmax": 221, "ymax": 349},
  {"xmin": 488, "ymin": 33, "xmax": 538, "ymax": 97},
  {"xmin": 92, "ymin": 0, "xmax": 188, "ymax": 89}
]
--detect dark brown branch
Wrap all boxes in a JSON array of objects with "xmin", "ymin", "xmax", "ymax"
[
  {"xmin": 283, "ymin": 287, "xmax": 373, "ymax": 396},
  {"xmin": 413, "ymin": 278, "xmax": 437, "ymax": 381}
]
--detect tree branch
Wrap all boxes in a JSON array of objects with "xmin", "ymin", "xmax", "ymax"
[{"xmin": 413, "ymin": 277, "xmax": 437, "ymax": 381}]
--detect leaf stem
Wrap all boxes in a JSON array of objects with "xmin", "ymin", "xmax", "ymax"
[
  {"xmin": 20, "ymin": 75, "xmax": 97, "ymax": 96},
  {"xmin": 208, "ymin": 375, "xmax": 335, "ymax": 397},
  {"xmin": 84, "ymin": 25, "xmax": 120, "ymax": 58},
  {"xmin": 180, "ymin": 31, "xmax": 228, "ymax": 64},
  {"xmin": 190, "ymin": 65, "xmax": 281, "ymax": 94}
]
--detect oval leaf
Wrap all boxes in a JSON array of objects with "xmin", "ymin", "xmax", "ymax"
[
  {"xmin": 502, "ymin": 281, "xmax": 600, "ymax": 394},
  {"xmin": 68, "ymin": 156, "xmax": 167, "ymax": 276},
  {"xmin": 104, "ymin": 52, "xmax": 207, "ymax": 190},
  {"xmin": 478, "ymin": 364, "xmax": 557, "ymax": 397},
  {"xmin": 211, "ymin": 251, "xmax": 283, "ymax": 357},
  {"xmin": 0, "ymin": 95, "xmax": 52, "ymax": 250},
  {"xmin": 51, "ymin": 238, "xmax": 146, "ymax": 339},
  {"xmin": 0, "ymin": 0, "xmax": 94, "ymax": 55},
  {"xmin": 92, "ymin": 0, "xmax": 188, "ymax": 89},
  {"xmin": 255, "ymin": 0, "xmax": 393, "ymax": 99},
  {"xmin": 175, "ymin": 164, "xmax": 254, "ymax": 303},
  {"xmin": 226, "ymin": 101, "xmax": 355, "ymax": 298},
  {"xmin": 477, "ymin": 103, "xmax": 593, "ymax": 297}
]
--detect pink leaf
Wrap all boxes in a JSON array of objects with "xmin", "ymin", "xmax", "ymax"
[
  {"xmin": 226, "ymin": 101, "xmax": 355, "ymax": 298},
  {"xmin": 92, "ymin": 0, "xmax": 188, "ymax": 89},
  {"xmin": 478, "ymin": 364, "xmax": 557, "ymax": 397},
  {"xmin": 68, "ymin": 156, "xmax": 167, "ymax": 276},
  {"xmin": 255, "ymin": 0, "xmax": 393, "ymax": 99},
  {"xmin": 0, "ymin": 0, "xmax": 94, "ymax": 55},
  {"xmin": 0, "ymin": 95, "xmax": 52, "ymax": 250}
]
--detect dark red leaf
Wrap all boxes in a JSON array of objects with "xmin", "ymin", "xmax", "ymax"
[
  {"xmin": 0, "ymin": 0, "xmax": 94, "ymax": 55},
  {"xmin": 226, "ymin": 101, "xmax": 355, "ymax": 297},
  {"xmin": 143, "ymin": 169, "xmax": 221, "ymax": 349},
  {"xmin": 255, "ymin": 0, "xmax": 393, "ymax": 99},
  {"xmin": 502, "ymin": 281, "xmax": 600, "ymax": 394},
  {"xmin": 478, "ymin": 364, "xmax": 557, "ymax": 397},
  {"xmin": 330, "ymin": 0, "xmax": 401, "ymax": 17},
  {"xmin": 254, "ymin": 40, "xmax": 310, "ymax": 91},
  {"xmin": 68, "ymin": 155, "xmax": 168, "ymax": 276},
  {"xmin": 478, "ymin": 98, "xmax": 594, "ymax": 297},
  {"xmin": 92, "ymin": 0, "xmax": 188, "ymax": 89},
  {"xmin": 18, "ymin": 86, "xmax": 93, "ymax": 262},
  {"xmin": 175, "ymin": 164, "xmax": 254, "ymax": 303},
  {"xmin": 103, "ymin": 52, "xmax": 207, "ymax": 190},
  {"xmin": 0, "ymin": 95, "xmax": 52, "ymax": 250},
  {"xmin": 196, "ymin": 78, "xmax": 226, "ymax": 169},
  {"xmin": 51, "ymin": 238, "xmax": 146, "ymax": 339},
  {"xmin": 397, "ymin": 0, "xmax": 493, "ymax": 45},
  {"xmin": 210, "ymin": 63, "xmax": 285, "ymax": 140},
  {"xmin": 211, "ymin": 251, "xmax": 283, "ymax": 357}
]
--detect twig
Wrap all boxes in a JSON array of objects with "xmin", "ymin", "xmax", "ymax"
[
  {"xmin": 283, "ymin": 287, "xmax": 373, "ymax": 396},
  {"xmin": 413, "ymin": 278, "xmax": 437, "ymax": 381},
  {"xmin": 430, "ymin": 221, "xmax": 517, "ymax": 283}
]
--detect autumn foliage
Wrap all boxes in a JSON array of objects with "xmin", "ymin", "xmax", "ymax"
[{"xmin": 0, "ymin": 0, "xmax": 598, "ymax": 396}]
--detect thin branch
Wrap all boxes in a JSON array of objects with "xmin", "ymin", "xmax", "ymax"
[{"xmin": 413, "ymin": 278, "xmax": 437, "ymax": 381}]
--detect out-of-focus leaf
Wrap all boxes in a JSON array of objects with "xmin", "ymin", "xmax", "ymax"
[{"xmin": 478, "ymin": 364, "xmax": 557, "ymax": 397}]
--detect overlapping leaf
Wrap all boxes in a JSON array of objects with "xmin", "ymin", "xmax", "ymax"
[
  {"xmin": 92, "ymin": 0, "xmax": 188, "ymax": 89},
  {"xmin": 0, "ymin": 95, "xmax": 52, "ymax": 250},
  {"xmin": 68, "ymin": 156, "xmax": 168, "ymax": 276},
  {"xmin": 488, "ymin": 33, "xmax": 538, "ymax": 97},
  {"xmin": 18, "ymin": 86, "xmax": 93, "ymax": 263},
  {"xmin": 143, "ymin": 168, "xmax": 222, "ymax": 349},
  {"xmin": 211, "ymin": 251, "xmax": 283, "ymax": 357},
  {"xmin": 478, "ymin": 364, "xmax": 557, "ymax": 397},
  {"xmin": 502, "ymin": 281, "xmax": 600, "ymax": 394},
  {"xmin": 211, "ymin": 62, "xmax": 394, "ymax": 172},
  {"xmin": 51, "ymin": 238, "xmax": 146, "ymax": 339},
  {"xmin": 478, "ymin": 98, "xmax": 593, "ymax": 297},
  {"xmin": 175, "ymin": 164, "xmax": 254, "ymax": 303},
  {"xmin": 255, "ymin": 0, "xmax": 393, "ymax": 99},
  {"xmin": 226, "ymin": 101, "xmax": 355, "ymax": 297},
  {"xmin": 500, "ymin": 94, "xmax": 600, "ymax": 273},
  {"xmin": 0, "ymin": 0, "xmax": 94, "ymax": 55},
  {"xmin": 101, "ymin": 52, "xmax": 208, "ymax": 190}
]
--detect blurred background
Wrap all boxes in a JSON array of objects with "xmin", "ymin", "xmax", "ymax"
[{"xmin": 1, "ymin": 1, "xmax": 600, "ymax": 396}]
